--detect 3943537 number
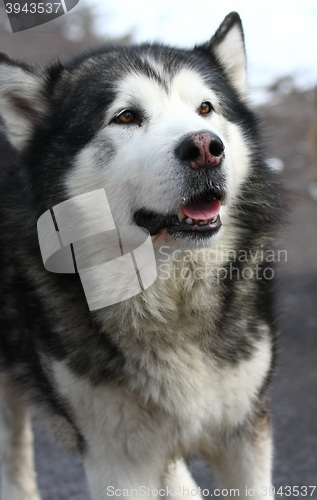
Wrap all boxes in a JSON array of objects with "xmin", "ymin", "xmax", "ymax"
[
  {"xmin": 5, "ymin": 3, "xmax": 63, "ymax": 14},
  {"xmin": 260, "ymin": 485, "xmax": 317, "ymax": 497}
]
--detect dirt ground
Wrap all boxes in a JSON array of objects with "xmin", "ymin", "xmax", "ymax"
[
  {"xmin": 260, "ymin": 87, "xmax": 317, "ymax": 492},
  {"xmin": 1, "ymin": 86, "xmax": 317, "ymax": 498}
]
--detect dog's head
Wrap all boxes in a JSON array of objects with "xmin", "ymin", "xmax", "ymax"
[{"xmin": 0, "ymin": 13, "xmax": 260, "ymax": 250}]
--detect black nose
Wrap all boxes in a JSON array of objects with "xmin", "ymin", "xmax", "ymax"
[{"xmin": 175, "ymin": 131, "xmax": 224, "ymax": 169}]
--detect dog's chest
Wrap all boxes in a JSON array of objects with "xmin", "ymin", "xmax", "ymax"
[
  {"xmin": 52, "ymin": 332, "xmax": 271, "ymax": 456},
  {"xmin": 51, "ymin": 265, "xmax": 272, "ymax": 451},
  {"xmin": 94, "ymin": 272, "xmax": 272, "ymax": 432},
  {"xmin": 124, "ymin": 328, "xmax": 271, "ymax": 430}
]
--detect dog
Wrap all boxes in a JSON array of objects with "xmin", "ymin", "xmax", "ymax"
[{"xmin": 0, "ymin": 12, "xmax": 281, "ymax": 500}]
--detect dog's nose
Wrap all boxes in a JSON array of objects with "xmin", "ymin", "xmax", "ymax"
[{"xmin": 175, "ymin": 131, "xmax": 224, "ymax": 169}]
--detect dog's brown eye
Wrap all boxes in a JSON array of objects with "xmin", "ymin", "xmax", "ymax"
[
  {"xmin": 116, "ymin": 110, "xmax": 135, "ymax": 124},
  {"xmin": 199, "ymin": 102, "xmax": 213, "ymax": 115}
]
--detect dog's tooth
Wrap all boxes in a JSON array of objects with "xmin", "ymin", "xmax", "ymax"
[
  {"xmin": 185, "ymin": 217, "xmax": 193, "ymax": 225},
  {"xmin": 211, "ymin": 216, "xmax": 218, "ymax": 223},
  {"xmin": 177, "ymin": 208, "xmax": 186, "ymax": 221}
]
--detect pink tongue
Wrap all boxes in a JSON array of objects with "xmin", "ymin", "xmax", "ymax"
[{"xmin": 182, "ymin": 199, "xmax": 220, "ymax": 221}]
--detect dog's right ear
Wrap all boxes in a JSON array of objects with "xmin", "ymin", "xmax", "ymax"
[
  {"xmin": 0, "ymin": 53, "xmax": 46, "ymax": 151},
  {"xmin": 199, "ymin": 12, "xmax": 247, "ymax": 99}
]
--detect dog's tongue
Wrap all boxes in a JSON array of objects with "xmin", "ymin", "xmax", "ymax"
[{"xmin": 182, "ymin": 199, "xmax": 220, "ymax": 220}]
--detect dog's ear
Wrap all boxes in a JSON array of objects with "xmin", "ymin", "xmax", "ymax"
[
  {"xmin": 201, "ymin": 12, "xmax": 247, "ymax": 98},
  {"xmin": 0, "ymin": 53, "xmax": 47, "ymax": 151}
]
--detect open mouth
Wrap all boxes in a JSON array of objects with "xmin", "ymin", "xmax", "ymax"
[{"xmin": 134, "ymin": 193, "xmax": 223, "ymax": 240}]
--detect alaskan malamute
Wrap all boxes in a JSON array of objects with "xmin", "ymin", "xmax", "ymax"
[{"xmin": 0, "ymin": 12, "xmax": 281, "ymax": 500}]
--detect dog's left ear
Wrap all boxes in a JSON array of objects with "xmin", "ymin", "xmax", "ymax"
[
  {"xmin": 199, "ymin": 12, "xmax": 247, "ymax": 98},
  {"xmin": 0, "ymin": 52, "xmax": 47, "ymax": 151}
]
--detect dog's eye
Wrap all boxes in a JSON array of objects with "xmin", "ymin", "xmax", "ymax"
[
  {"xmin": 199, "ymin": 102, "xmax": 213, "ymax": 115},
  {"xmin": 115, "ymin": 110, "xmax": 136, "ymax": 124}
]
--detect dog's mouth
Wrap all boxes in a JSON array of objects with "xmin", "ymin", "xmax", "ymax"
[{"xmin": 134, "ymin": 192, "xmax": 223, "ymax": 240}]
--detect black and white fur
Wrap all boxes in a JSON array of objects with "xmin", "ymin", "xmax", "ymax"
[{"xmin": 0, "ymin": 13, "xmax": 281, "ymax": 500}]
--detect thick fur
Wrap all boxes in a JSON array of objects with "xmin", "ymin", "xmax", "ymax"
[{"xmin": 0, "ymin": 13, "xmax": 281, "ymax": 500}]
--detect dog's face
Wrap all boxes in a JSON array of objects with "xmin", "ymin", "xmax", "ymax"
[{"xmin": 0, "ymin": 13, "xmax": 256, "ymax": 249}]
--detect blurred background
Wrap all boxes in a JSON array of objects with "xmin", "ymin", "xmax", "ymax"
[{"xmin": 0, "ymin": 0, "xmax": 316, "ymax": 498}]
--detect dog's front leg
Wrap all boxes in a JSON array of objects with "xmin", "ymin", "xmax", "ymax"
[
  {"xmin": 84, "ymin": 452, "xmax": 164, "ymax": 500},
  {"xmin": 52, "ymin": 361, "xmax": 171, "ymax": 500},
  {"xmin": 162, "ymin": 459, "xmax": 202, "ymax": 499},
  {"xmin": 206, "ymin": 411, "xmax": 274, "ymax": 500},
  {"xmin": 0, "ymin": 375, "xmax": 41, "ymax": 500}
]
